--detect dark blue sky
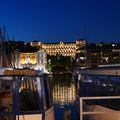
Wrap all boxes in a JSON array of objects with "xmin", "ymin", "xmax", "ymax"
[{"xmin": 0, "ymin": 0, "xmax": 120, "ymax": 43}]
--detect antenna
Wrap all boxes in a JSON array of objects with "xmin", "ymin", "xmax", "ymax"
[{"xmin": 84, "ymin": 24, "xmax": 88, "ymax": 41}]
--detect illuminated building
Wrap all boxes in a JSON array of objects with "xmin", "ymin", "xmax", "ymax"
[
  {"xmin": 14, "ymin": 43, "xmax": 48, "ymax": 73},
  {"xmin": 15, "ymin": 51, "xmax": 47, "ymax": 72},
  {"xmin": 30, "ymin": 39, "xmax": 86, "ymax": 57},
  {"xmin": 85, "ymin": 43, "xmax": 120, "ymax": 68},
  {"xmin": 8, "ymin": 40, "xmax": 120, "ymax": 69},
  {"xmin": 75, "ymin": 42, "xmax": 120, "ymax": 68}
]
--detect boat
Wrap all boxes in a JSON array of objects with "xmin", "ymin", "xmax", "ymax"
[
  {"xmin": 0, "ymin": 68, "xmax": 55, "ymax": 120},
  {"xmin": 75, "ymin": 67, "xmax": 120, "ymax": 120}
]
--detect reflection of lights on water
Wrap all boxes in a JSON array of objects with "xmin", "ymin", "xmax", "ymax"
[
  {"xmin": 110, "ymin": 88, "xmax": 114, "ymax": 91},
  {"xmin": 82, "ymin": 79, "xmax": 92, "ymax": 83},
  {"xmin": 102, "ymin": 83, "xmax": 106, "ymax": 87},
  {"xmin": 109, "ymin": 84, "xmax": 112, "ymax": 87},
  {"xmin": 53, "ymin": 83, "xmax": 76, "ymax": 104}
]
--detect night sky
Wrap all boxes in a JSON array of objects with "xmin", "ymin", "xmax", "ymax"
[{"xmin": 0, "ymin": 0, "xmax": 120, "ymax": 43}]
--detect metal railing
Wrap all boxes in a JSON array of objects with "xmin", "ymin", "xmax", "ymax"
[{"xmin": 80, "ymin": 96, "xmax": 120, "ymax": 120}]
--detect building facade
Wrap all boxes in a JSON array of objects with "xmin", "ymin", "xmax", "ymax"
[
  {"xmin": 15, "ymin": 50, "xmax": 47, "ymax": 72},
  {"xmin": 74, "ymin": 42, "xmax": 120, "ymax": 68},
  {"xmin": 30, "ymin": 39, "xmax": 86, "ymax": 57}
]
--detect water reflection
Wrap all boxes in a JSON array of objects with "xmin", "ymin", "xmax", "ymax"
[{"xmin": 51, "ymin": 73, "xmax": 76, "ymax": 105}]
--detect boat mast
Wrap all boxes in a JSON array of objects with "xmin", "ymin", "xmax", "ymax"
[{"xmin": 0, "ymin": 26, "xmax": 7, "ymax": 67}]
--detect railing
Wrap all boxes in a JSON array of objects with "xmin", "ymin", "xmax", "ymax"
[{"xmin": 80, "ymin": 96, "xmax": 120, "ymax": 120}]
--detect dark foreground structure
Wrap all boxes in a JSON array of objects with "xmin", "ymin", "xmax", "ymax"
[
  {"xmin": 75, "ymin": 67, "xmax": 120, "ymax": 120},
  {"xmin": 0, "ymin": 68, "xmax": 55, "ymax": 120}
]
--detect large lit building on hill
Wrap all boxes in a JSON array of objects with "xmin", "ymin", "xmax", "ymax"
[
  {"xmin": 7, "ymin": 39, "xmax": 120, "ymax": 69},
  {"xmin": 30, "ymin": 39, "xmax": 86, "ymax": 57}
]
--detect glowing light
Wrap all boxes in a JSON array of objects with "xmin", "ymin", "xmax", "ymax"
[{"xmin": 4, "ymin": 69, "xmax": 37, "ymax": 76}]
